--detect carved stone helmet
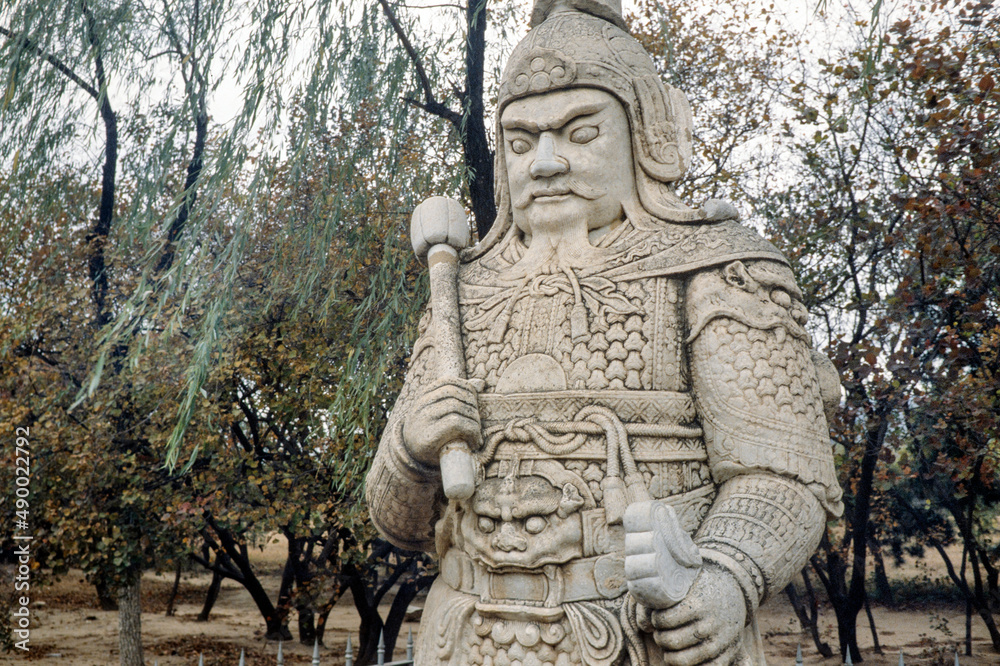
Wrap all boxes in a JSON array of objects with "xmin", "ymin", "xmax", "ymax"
[{"xmin": 472, "ymin": 0, "xmax": 705, "ymax": 256}]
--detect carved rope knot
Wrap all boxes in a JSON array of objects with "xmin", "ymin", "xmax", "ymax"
[{"xmin": 479, "ymin": 404, "xmax": 651, "ymax": 525}]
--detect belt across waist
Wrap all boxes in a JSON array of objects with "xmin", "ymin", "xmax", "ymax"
[{"xmin": 478, "ymin": 389, "xmax": 698, "ymax": 427}]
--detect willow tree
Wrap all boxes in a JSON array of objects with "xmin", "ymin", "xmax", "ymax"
[{"xmin": 0, "ymin": 0, "xmax": 497, "ymax": 661}]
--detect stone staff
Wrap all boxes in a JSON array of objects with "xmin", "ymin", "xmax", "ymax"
[{"xmin": 409, "ymin": 196, "xmax": 476, "ymax": 500}]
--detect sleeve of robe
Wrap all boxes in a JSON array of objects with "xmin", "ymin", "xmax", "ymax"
[
  {"xmin": 685, "ymin": 258, "xmax": 843, "ymax": 610},
  {"xmin": 365, "ymin": 308, "xmax": 446, "ymax": 553}
]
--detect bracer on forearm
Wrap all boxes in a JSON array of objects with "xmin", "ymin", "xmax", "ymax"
[
  {"xmin": 695, "ymin": 473, "xmax": 825, "ymax": 610},
  {"xmin": 366, "ymin": 421, "xmax": 443, "ymax": 552}
]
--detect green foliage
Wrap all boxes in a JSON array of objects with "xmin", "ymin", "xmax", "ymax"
[{"xmin": 0, "ymin": 0, "xmax": 463, "ymax": 639}]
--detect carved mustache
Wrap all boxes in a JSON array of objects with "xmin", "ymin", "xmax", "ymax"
[{"xmin": 512, "ymin": 178, "xmax": 605, "ymax": 209}]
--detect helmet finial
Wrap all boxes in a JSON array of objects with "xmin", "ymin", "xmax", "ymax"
[{"xmin": 529, "ymin": 0, "xmax": 627, "ymax": 30}]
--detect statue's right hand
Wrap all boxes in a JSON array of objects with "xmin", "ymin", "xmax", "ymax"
[{"xmin": 402, "ymin": 377, "xmax": 482, "ymax": 467}]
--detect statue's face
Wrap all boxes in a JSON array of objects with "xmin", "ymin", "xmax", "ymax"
[{"xmin": 501, "ymin": 88, "xmax": 635, "ymax": 240}]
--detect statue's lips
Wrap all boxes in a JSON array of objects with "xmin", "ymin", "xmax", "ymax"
[
  {"xmin": 532, "ymin": 188, "xmax": 573, "ymax": 202},
  {"xmin": 513, "ymin": 181, "xmax": 602, "ymax": 209}
]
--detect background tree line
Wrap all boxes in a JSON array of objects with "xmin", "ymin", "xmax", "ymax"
[{"xmin": 0, "ymin": 0, "xmax": 997, "ymax": 664}]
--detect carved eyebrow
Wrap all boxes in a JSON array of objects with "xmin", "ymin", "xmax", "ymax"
[{"xmin": 501, "ymin": 101, "xmax": 607, "ymax": 133}]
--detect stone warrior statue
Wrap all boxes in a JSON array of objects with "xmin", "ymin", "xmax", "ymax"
[{"xmin": 366, "ymin": 0, "xmax": 843, "ymax": 664}]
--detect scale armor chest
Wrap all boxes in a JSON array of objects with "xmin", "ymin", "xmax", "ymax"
[
  {"xmin": 457, "ymin": 273, "xmax": 715, "ymax": 518},
  {"xmin": 427, "ymin": 274, "xmax": 715, "ymax": 665},
  {"xmin": 447, "ymin": 273, "xmax": 715, "ymax": 586},
  {"xmin": 463, "ymin": 276, "xmax": 688, "ymax": 394}
]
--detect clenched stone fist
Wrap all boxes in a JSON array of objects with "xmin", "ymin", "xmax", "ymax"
[
  {"xmin": 638, "ymin": 562, "xmax": 748, "ymax": 666},
  {"xmin": 401, "ymin": 377, "xmax": 482, "ymax": 467}
]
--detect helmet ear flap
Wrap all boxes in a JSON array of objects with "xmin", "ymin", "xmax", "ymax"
[
  {"xmin": 462, "ymin": 120, "xmax": 516, "ymax": 261},
  {"xmin": 634, "ymin": 175, "xmax": 704, "ymax": 224},
  {"xmin": 627, "ymin": 78, "xmax": 703, "ymax": 223},
  {"xmin": 629, "ymin": 77, "xmax": 693, "ymax": 183}
]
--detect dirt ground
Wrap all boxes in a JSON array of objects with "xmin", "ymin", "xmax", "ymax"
[{"xmin": 3, "ymin": 537, "xmax": 997, "ymax": 666}]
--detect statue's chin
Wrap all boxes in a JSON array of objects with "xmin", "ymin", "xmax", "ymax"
[
  {"xmin": 518, "ymin": 218, "xmax": 622, "ymax": 247},
  {"xmin": 506, "ymin": 216, "xmax": 622, "ymax": 278}
]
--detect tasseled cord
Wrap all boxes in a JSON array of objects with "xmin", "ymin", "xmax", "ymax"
[
  {"xmin": 563, "ymin": 265, "xmax": 592, "ymax": 343},
  {"xmin": 578, "ymin": 406, "xmax": 650, "ymax": 525},
  {"xmin": 620, "ymin": 594, "xmax": 651, "ymax": 666}
]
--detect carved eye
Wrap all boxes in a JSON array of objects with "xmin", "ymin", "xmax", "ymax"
[
  {"xmin": 569, "ymin": 126, "xmax": 599, "ymax": 144},
  {"xmin": 770, "ymin": 289, "xmax": 792, "ymax": 309},
  {"xmin": 510, "ymin": 138, "xmax": 531, "ymax": 155},
  {"xmin": 478, "ymin": 517, "xmax": 496, "ymax": 533},
  {"xmin": 524, "ymin": 516, "xmax": 547, "ymax": 534}
]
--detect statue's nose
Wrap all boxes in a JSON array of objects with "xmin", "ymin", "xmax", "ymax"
[
  {"xmin": 492, "ymin": 522, "xmax": 528, "ymax": 552},
  {"xmin": 530, "ymin": 134, "xmax": 568, "ymax": 179}
]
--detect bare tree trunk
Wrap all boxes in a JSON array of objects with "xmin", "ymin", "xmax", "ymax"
[
  {"xmin": 978, "ymin": 545, "xmax": 999, "ymax": 610},
  {"xmin": 382, "ymin": 580, "xmax": 422, "ymax": 660},
  {"xmin": 785, "ymin": 570, "xmax": 833, "ymax": 658},
  {"xmin": 350, "ymin": 571, "xmax": 383, "ymax": 666},
  {"xmin": 961, "ymin": 534, "xmax": 973, "ymax": 656},
  {"xmin": 870, "ymin": 536, "xmax": 893, "ymax": 605},
  {"xmin": 899, "ymin": 496, "xmax": 1000, "ymax": 652},
  {"xmin": 863, "ymin": 595, "xmax": 881, "ymax": 654},
  {"xmin": 315, "ymin": 579, "xmax": 349, "ymax": 646},
  {"xmin": 967, "ymin": 597, "xmax": 974, "ymax": 656},
  {"xmin": 197, "ymin": 570, "xmax": 222, "ymax": 622},
  {"xmin": 298, "ymin": 607, "xmax": 317, "ymax": 646},
  {"xmin": 118, "ymin": 573, "xmax": 144, "ymax": 666},
  {"xmin": 966, "ymin": 525, "xmax": 1000, "ymax": 652},
  {"xmin": 376, "ymin": 0, "xmax": 495, "ymax": 237},
  {"xmin": 932, "ymin": 538, "xmax": 1000, "ymax": 651},
  {"xmin": 95, "ymin": 574, "xmax": 119, "ymax": 611},
  {"xmin": 462, "ymin": 0, "xmax": 496, "ymax": 239},
  {"xmin": 811, "ymin": 531, "xmax": 862, "ymax": 663},
  {"xmin": 165, "ymin": 560, "xmax": 182, "ymax": 617},
  {"xmin": 202, "ymin": 515, "xmax": 291, "ymax": 640}
]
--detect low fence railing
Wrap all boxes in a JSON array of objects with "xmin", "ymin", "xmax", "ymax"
[
  {"xmin": 168, "ymin": 634, "xmax": 967, "ymax": 666},
  {"xmin": 171, "ymin": 628, "xmax": 415, "ymax": 666}
]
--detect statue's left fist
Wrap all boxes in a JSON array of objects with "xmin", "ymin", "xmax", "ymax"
[{"xmin": 640, "ymin": 562, "xmax": 747, "ymax": 666}]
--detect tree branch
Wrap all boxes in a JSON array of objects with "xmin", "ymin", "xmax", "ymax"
[
  {"xmin": 0, "ymin": 25, "xmax": 100, "ymax": 100},
  {"xmin": 377, "ymin": 0, "xmax": 460, "ymax": 126},
  {"xmin": 153, "ymin": 0, "xmax": 209, "ymax": 276},
  {"xmin": 403, "ymin": 96, "xmax": 461, "ymax": 125},
  {"xmin": 78, "ymin": 0, "xmax": 118, "ymax": 330},
  {"xmin": 394, "ymin": 1, "xmax": 466, "ymax": 9},
  {"xmin": 462, "ymin": 0, "xmax": 496, "ymax": 237}
]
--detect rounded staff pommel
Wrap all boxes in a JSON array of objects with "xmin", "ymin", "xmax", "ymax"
[{"xmin": 410, "ymin": 196, "xmax": 471, "ymax": 264}]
